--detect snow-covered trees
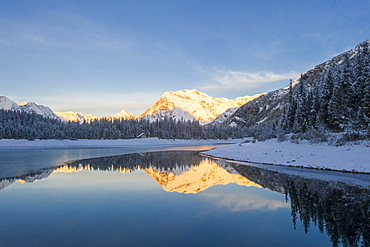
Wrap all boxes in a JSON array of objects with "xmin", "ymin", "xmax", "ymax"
[
  {"xmin": 283, "ymin": 39, "xmax": 370, "ymax": 137},
  {"xmin": 0, "ymin": 109, "xmax": 247, "ymax": 140}
]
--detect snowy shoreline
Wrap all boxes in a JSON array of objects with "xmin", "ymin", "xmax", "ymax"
[{"xmin": 203, "ymin": 138, "xmax": 370, "ymax": 173}]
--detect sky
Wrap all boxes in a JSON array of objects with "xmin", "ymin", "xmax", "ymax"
[{"xmin": 1, "ymin": 0, "xmax": 369, "ymax": 116}]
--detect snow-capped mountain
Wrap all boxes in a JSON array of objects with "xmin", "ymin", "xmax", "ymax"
[
  {"xmin": 106, "ymin": 109, "xmax": 136, "ymax": 120},
  {"xmin": 139, "ymin": 89, "xmax": 262, "ymax": 123},
  {"xmin": 1, "ymin": 90, "xmax": 262, "ymax": 124},
  {"xmin": 0, "ymin": 96, "xmax": 134, "ymax": 123},
  {"xmin": 55, "ymin": 109, "xmax": 136, "ymax": 122},
  {"xmin": 18, "ymin": 102, "xmax": 60, "ymax": 120},
  {"xmin": 0, "ymin": 96, "xmax": 60, "ymax": 120},
  {"xmin": 142, "ymin": 107, "xmax": 196, "ymax": 122},
  {"xmin": 55, "ymin": 111, "xmax": 101, "ymax": 123},
  {"xmin": 0, "ymin": 96, "xmax": 20, "ymax": 111}
]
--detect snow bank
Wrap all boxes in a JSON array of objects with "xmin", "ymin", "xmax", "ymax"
[
  {"xmin": 0, "ymin": 138, "xmax": 237, "ymax": 149},
  {"xmin": 203, "ymin": 139, "xmax": 370, "ymax": 173}
]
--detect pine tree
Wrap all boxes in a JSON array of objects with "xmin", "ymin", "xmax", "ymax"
[
  {"xmin": 284, "ymin": 79, "xmax": 297, "ymax": 131},
  {"xmin": 293, "ymin": 76, "xmax": 309, "ymax": 132},
  {"xmin": 319, "ymin": 68, "xmax": 335, "ymax": 127},
  {"xmin": 328, "ymin": 82, "xmax": 345, "ymax": 130},
  {"xmin": 359, "ymin": 83, "xmax": 370, "ymax": 128}
]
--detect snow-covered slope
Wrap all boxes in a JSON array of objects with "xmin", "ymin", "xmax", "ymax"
[
  {"xmin": 1, "ymin": 96, "xmax": 61, "ymax": 120},
  {"xmin": 210, "ymin": 106, "xmax": 242, "ymax": 126},
  {"xmin": 19, "ymin": 102, "xmax": 60, "ymax": 120},
  {"xmin": 212, "ymin": 88, "xmax": 288, "ymax": 127},
  {"xmin": 0, "ymin": 96, "xmax": 20, "ymax": 111},
  {"xmin": 139, "ymin": 89, "xmax": 261, "ymax": 123},
  {"xmin": 213, "ymin": 39, "xmax": 370, "ymax": 129},
  {"xmin": 143, "ymin": 107, "xmax": 196, "ymax": 122}
]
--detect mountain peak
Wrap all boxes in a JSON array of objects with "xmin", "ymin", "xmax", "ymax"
[
  {"xmin": 19, "ymin": 101, "xmax": 59, "ymax": 120},
  {"xmin": 0, "ymin": 96, "xmax": 20, "ymax": 111},
  {"xmin": 106, "ymin": 109, "xmax": 136, "ymax": 120},
  {"xmin": 0, "ymin": 97, "xmax": 59, "ymax": 120},
  {"xmin": 55, "ymin": 111, "xmax": 100, "ymax": 122},
  {"xmin": 19, "ymin": 101, "xmax": 40, "ymax": 106},
  {"xmin": 139, "ymin": 89, "xmax": 261, "ymax": 122}
]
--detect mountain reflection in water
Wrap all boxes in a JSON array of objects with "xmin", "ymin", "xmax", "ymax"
[{"xmin": 1, "ymin": 150, "xmax": 369, "ymax": 247}]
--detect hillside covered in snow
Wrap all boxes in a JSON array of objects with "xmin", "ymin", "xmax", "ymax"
[{"xmin": 211, "ymin": 39, "xmax": 370, "ymax": 142}]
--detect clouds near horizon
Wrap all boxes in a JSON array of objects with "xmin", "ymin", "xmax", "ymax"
[{"xmin": 200, "ymin": 70, "xmax": 299, "ymax": 92}]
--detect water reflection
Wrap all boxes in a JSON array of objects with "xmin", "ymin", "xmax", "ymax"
[
  {"xmin": 57, "ymin": 151, "xmax": 262, "ymax": 194},
  {"xmin": 231, "ymin": 163, "xmax": 370, "ymax": 247},
  {"xmin": 1, "ymin": 150, "xmax": 369, "ymax": 247}
]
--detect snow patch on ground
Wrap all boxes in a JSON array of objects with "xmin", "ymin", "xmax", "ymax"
[{"xmin": 203, "ymin": 138, "xmax": 370, "ymax": 173}]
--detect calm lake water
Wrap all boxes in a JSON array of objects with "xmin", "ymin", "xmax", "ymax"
[{"xmin": 0, "ymin": 146, "xmax": 369, "ymax": 247}]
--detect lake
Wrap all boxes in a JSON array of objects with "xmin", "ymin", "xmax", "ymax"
[{"xmin": 0, "ymin": 146, "xmax": 369, "ymax": 247}]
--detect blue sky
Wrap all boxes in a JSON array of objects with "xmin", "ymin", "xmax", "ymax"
[{"xmin": 1, "ymin": 0, "xmax": 369, "ymax": 116}]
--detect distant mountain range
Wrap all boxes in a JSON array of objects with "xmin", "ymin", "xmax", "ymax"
[
  {"xmin": 0, "ymin": 89, "xmax": 262, "ymax": 124},
  {"xmin": 0, "ymin": 95, "xmax": 136, "ymax": 122}
]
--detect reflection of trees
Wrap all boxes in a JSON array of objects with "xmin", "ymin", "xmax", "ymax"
[
  {"xmin": 65, "ymin": 151, "xmax": 207, "ymax": 173},
  {"xmin": 69, "ymin": 151, "xmax": 369, "ymax": 247},
  {"xmin": 287, "ymin": 179, "xmax": 370, "ymax": 247},
  {"xmin": 231, "ymin": 163, "xmax": 370, "ymax": 247},
  {"xmin": 65, "ymin": 151, "xmax": 261, "ymax": 194},
  {"xmin": 0, "ymin": 151, "xmax": 207, "ymax": 190}
]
